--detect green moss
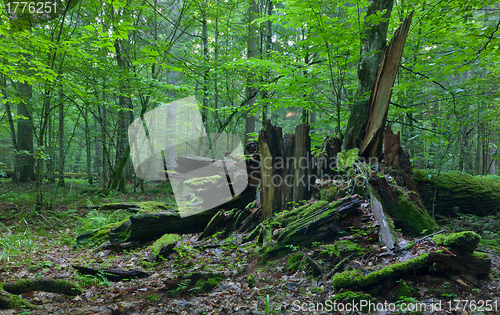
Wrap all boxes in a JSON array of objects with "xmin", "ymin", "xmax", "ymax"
[
  {"xmin": 413, "ymin": 169, "xmax": 500, "ymax": 216},
  {"xmin": 385, "ymin": 195, "xmax": 437, "ymax": 236},
  {"xmin": 0, "ymin": 289, "xmax": 37, "ymax": 309},
  {"xmin": 272, "ymin": 200, "xmax": 330, "ymax": 227},
  {"xmin": 397, "ymin": 279, "xmax": 412, "ymax": 299},
  {"xmin": 332, "ymin": 254, "xmax": 429, "ymax": 289},
  {"xmin": 470, "ymin": 252, "xmax": 489, "ymax": 259},
  {"xmin": 136, "ymin": 201, "xmax": 171, "ymax": 213},
  {"xmin": 152, "ymin": 234, "xmax": 180, "ymax": 259},
  {"xmin": 331, "ymin": 291, "xmax": 376, "ymax": 312},
  {"xmin": 77, "ymin": 218, "xmax": 130, "ymax": 247},
  {"xmin": 334, "ymin": 240, "xmax": 366, "ymax": 257},
  {"xmin": 433, "ymin": 231, "xmax": 480, "ymax": 255},
  {"xmin": 185, "ymin": 175, "xmax": 222, "ymax": 187},
  {"xmin": 286, "ymin": 253, "xmax": 304, "ymax": 271}
]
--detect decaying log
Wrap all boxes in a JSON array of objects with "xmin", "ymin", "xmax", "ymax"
[
  {"xmin": 428, "ymin": 252, "xmax": 491, "ymax": 278},
  {"xmin": 77, "ymin": 208, "xmax": 218, "ymax": 247},
  {"xmin": 252, "ymin": 195, "xmax": 363, "ymax": 256},
  {"xmin": 197, "ymin": 207, "xmax": 251, "ymax": 241},
  {"xmin": 72, "ymin": 266, "xmax": 150, "ymax": 281},
  {"xmin": 370, "ymin": 175, "xmax": 437, "ymax": 236},
  {"xmin": 414, "ymin": 170, "xmax": 500, "ymax": 217},
  {"xmin": 0, "ymin": 279, "xmax": 83, "ymax": 310}
]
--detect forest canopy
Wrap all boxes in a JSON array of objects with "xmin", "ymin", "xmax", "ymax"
[{"xmin": 0, "ymin": 0, "xmax": 498, "ymax": 192}]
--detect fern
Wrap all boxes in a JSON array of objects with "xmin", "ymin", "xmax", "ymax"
[{"xmin": 336, "ymin": 148, "xmax": 359, "ymax": 172}]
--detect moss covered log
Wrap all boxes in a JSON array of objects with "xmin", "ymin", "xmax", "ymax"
[
  {"xmin": 331, "ymin": 254, "xmax": 429, "ymax": 290},
  {"xmin": 0, "ymin": 289, "xmax": 37, "ymax": 310},
  {"xmin": 432, "ymin": 231, "xmax": 481, "ymax": 255},
  {"xmin": 0, "ymin": 279, "xmax": 83, "ymax": 310},
  {"xmin": 77, "ymin": 207, "xmax": 219, "ymax": 247},
  {"xmin": 3, "ymin": 279, "xmax": 83, "ymax": 296},
  {"xmin": 152, "ymin": 233, "xmax": 180, "ymax": 260},
  {"xmin": 414, "ymin": 169, "xmax": 500, "ymax": 217},
  {"xmin": 244, "ymin": 195, "xmax": 362, "ymax": 257},
  {"xmin": 371, "ymin": 176, "xmax": 437, "ymax": 236}
]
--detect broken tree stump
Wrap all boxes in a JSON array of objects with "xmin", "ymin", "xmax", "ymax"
[{"xmin": 259, "ymin": 120, "xmax": 286, "ymax": 220}]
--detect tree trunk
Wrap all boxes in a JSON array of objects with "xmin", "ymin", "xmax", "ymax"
[
  {"xmin": 245, "ymin": 0, "xmax": 259, "ymax": 142},
  {"xmin": 359, "ymin": 12, "xmax": 413, "ymax": 158},
  {"xmin": 112, "ymin": 35, "xmax": 132, "ymax": 192},
  {"xmin": 343, "ymin": 0, "xmax": 394, "ymax": 151},
  {"xmin": 15, "ymin": 81, "xmax": 35, "ymax": 183}
]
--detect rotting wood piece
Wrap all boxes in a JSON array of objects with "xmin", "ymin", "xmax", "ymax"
[
  {"xmin": 428, "ymin": 252, "xmax": 491, "ymax": 278},
  {"xmin": 72, "ymin": 266, "xmax": 150, "ymax": 281},
  {"xmin": 0, "ymin": 279, "xmax": 84, "ymax": 310},
  {"xmin": 256, "ymin": 195, "xmax": 363, "ymax": 257}
]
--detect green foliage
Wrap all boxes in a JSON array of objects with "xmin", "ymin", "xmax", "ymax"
[
  {"xmin": 146, "ymin": 294, "xmax": 162, "ymax": 303},
  {"xmin": 77, "ymin": 273, "xmax": 111, "ymax": 287},
  {"xmin": 0, "ymin": 225, "xmax": 38, "ymax": 266},
  {"xmin": 336, "ymin": 148, "xmax": 359, "ymax": 172},
  {"xmin": 286, "ymin": 253, "xmax": 304, "ymax": 271},
  {"xmin": 247, "ymin": 275, "xmax": 256, "ymax": 288},
  {"xmin": 76, "ymin": 210, "xmax": 133, "ymax": 235}
]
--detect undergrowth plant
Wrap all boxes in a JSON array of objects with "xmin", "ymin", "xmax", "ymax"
[{"xmin": 0, "ymin": 223, "xmax": 38, "ymax": 267}]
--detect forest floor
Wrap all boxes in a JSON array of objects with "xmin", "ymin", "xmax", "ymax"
[{"xmin": 1, "ymin": 178, "xmax": 500, "ymax": 314}]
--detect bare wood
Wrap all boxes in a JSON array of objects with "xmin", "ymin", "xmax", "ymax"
[{"xmin": 360, "ymin": 12, "xmax": 414, "ymax": 158}]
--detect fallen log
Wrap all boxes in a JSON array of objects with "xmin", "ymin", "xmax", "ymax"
[
  {"xmin": 414, "ymin": 169, "xmax": 500, "ymax": 217},
  {"xmin": 76, "ymin": 208, "xmax": 218, "ymax": 247},
  {"xmin": 72, "ymin": 266, "xmax": 150, "ymax": 281},
  {"xmin": 428, "ymin": 252, "xmax": 491, "ymax": 278},
  {"xmin": 245, "ymin": 195, "xmax": 363, "ymax": 257},
  {"xmin": 0, "ymin": 279, "xmax": 83, "ymax": 310}
]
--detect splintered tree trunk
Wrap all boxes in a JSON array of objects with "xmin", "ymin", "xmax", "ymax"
[
  {"xmin": 259, "ymin": 121, "xmax": 315, "ymax": 220},
  {"xmin": 259, "ymin": 120, "xmax": 285, "ymax": 219},
  {"xmin": 359, "ymin": 12, "xmax": 413, "ymax": 158},
  {"xmin": 343, "ymin": 0, "xmax": 394, "ymax": 151}
]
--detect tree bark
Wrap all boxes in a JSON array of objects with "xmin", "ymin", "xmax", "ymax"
[
  {"xmin": 343, "ymin": 0, "xmax": 394, "ymax": 151},
  {"xmin": 259, "ymin": 120, "xmax": 285, "ymax": 219},
  {"xmin": 245, "ymin": 0, "xmax": 259, "ymax": 143},
  {"xmin": 15, "ymin": 81, "xmax": 35, "ymax": 183}
]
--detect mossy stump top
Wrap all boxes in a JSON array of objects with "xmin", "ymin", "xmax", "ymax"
[{"xmin": 432, "ymin": 231, "xmax": 480, "ymax": 255}]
